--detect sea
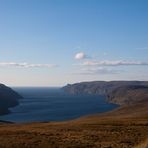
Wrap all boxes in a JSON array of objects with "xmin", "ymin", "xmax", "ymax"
[{"xmin": 0, "ymin": 87, "xmax": 118, "ymax": 123}]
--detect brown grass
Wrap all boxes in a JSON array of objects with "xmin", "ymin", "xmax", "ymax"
[
  {"xmin": 0, "ymin": 101, "xmax": 148, "ymax": 148},
  {"xmin": 135, "ymin": 138, "xmax": 148, "ymax": 148}
]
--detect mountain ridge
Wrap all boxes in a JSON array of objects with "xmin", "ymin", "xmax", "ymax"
[{"xmin": 63, "ymin": 81, "xmax": 148, "ymax": 105}]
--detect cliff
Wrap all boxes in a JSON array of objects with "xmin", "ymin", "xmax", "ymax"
[
  {"xmin": 63, "ymin": 81, "xmax": 148, "ymax": 105},
  {"xmin": 0, "ymin": 84, "xmax": 23, "ymax": 115},
  {"xmin": 107, "ymin": 85, "xmax": 148, "ymax": 105}
]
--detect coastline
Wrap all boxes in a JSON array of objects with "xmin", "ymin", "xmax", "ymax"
[
  {"xmin": 0, "ymin": 120, "xmax": 14, "ymax": 124},
  {"xmin": 0, "ymin": 82, "xmax": 147, "ymax": 147},
  {"xmin": 0, "ymin": 92, "xmax": 119, "ymax": 123},
  {"xmin": 0, "ymin": 82, "xmax": 146, "ymax": 137}
]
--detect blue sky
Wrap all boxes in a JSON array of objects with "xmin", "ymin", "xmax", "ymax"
[{"xmin": 0, "ymin": 0, "xmax": 148, "ymax": 86}]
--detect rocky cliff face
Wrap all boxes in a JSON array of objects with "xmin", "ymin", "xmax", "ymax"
[
  {"xmin": 63, "ymin": 81, "xmax": 148, "ymax": 105},
  {"xmin": 0, "ymin": 84, "xmax": 23, "ymax": 115},
  {"xmin": 107, "ymin": 85, "xmax": 148, "ymax": 105}
]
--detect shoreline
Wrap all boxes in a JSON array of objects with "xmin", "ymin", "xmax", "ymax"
[
  {"xmin": 0, "ymin": 99, "xmax": 119, "ymax": 124},
  {"xmin": 0, "ymin": 120, "xmax": 14, "ymax": 124}
]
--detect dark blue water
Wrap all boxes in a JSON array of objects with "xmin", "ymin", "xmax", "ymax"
[{"xmin": 0, "ymin": 87, "xmax": 118, "ymax": 123}]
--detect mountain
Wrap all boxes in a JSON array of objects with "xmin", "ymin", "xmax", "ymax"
[
  {"xmin": 63, "ymin": 81, "xmax": 148, "ymax": 105},
  {"xmin": 0, "ymin": 84, "xmax": 23, "ymax": 115}
]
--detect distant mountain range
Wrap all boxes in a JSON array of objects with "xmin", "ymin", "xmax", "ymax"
[
  {"xmin": 63, "ymin": 81, "xmax": 148, "ymax": 105},
  {"xmin": 0, "ymin": 84, "xmax": 23, "ymax": 115}
]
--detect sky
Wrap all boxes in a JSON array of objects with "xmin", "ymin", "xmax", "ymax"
[{"xmin": 0, "ymin": 0, "xmax": 148, "ymax": 86}]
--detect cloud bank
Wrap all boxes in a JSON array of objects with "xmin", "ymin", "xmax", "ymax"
[
  {"xmin": 76, "ymin": 60, "xmax": 148, "ymax": 66},
  {"xmin": 74, "ymin": 58, "xmax": 148, "ymax": 75},
  {"xmin": 0, "ymin": 62, "xmax": 58, "ymax": 68}
]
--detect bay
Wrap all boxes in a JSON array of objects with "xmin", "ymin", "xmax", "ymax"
[{"xmin": 0, "ymin": 87, "xmax": 118, "ymax": 123}]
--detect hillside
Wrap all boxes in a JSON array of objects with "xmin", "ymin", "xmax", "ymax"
[
  {"xmin": 107, "ymin": 85, "xmax": 148, "ymax": 105},
  {"xmin": 0, "ymin": 84, "xmax": 23, "ymax": 115}
]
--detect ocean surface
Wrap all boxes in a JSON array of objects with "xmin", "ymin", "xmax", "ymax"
[{"xmin": 0, "ymin": 87, "xmax": 118, "ymax": 123}]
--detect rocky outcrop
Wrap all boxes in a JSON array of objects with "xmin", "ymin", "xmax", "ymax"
[
  {"xmin": 63, "ymin": 81, "xmax": 148, "ymax": 105},
  {"xmin": 0, "ymin": 84, "xmax": 23, "ymax": 115}
]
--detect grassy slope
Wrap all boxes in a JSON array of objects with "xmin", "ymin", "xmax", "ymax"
[{"xmin": 0, "ymin": 101, "xmax": 147, "ymax": 148}]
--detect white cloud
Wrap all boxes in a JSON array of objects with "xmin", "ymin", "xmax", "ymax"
[
  {"xmin": 0, "ymin": 62, "xmax": 58, "ymax": 68},
  {"xmin": 76, "ymin": 60, "xmax": 148, "ymax": 66},
  {"xmin": 75, "ymin": 52, "xmax": 86, "ymax": 60}
]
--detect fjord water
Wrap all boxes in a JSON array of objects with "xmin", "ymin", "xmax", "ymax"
[{"xmin": 0, "ymin": 87, "xmax": 118, "ymax": 123}]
